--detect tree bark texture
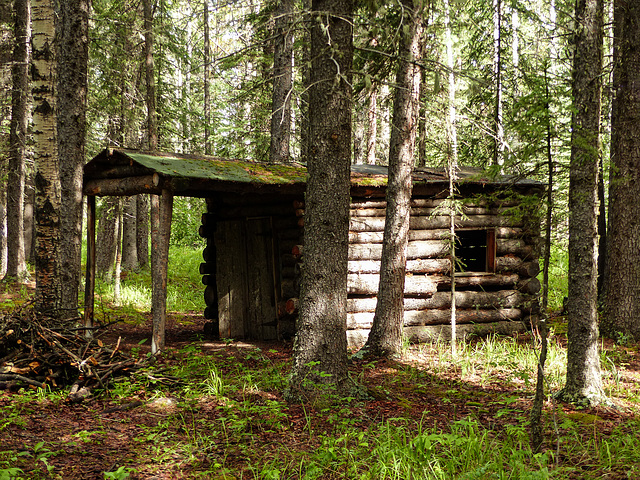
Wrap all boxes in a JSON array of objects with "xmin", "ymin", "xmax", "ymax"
[
  {"xmin": 96, "ymin": 198, "xmax": 118, "ymax": 281},
  {"xmin": 0, "ymin": 193, "xmax": 6, "ymax": 277},
  {"xmin": 5, "ymin": 0, "xmax": 30, "ymax": 281},
  {"xmin": 289, "ymin": 0, "xmax": 353, "ymax": 398},
  {"xmin": 366, "ymin": 84, "xmax": 377, "ymax": 165},
  {"xmin": 32, "ymin": 0, "xmax": 61, "ymax": 316},
  {"xmin": 137, "ymin": 194, "xmax": 149, "ymax": 268},
  {"xmin": 558, "ymin": 0, "xmax": 607, "ymax": 406},
  {"xmin": 602, "ymin": 0, "xmax": 640, "ymax": 340},
  {"xmin": 365, "ymin": 0, "xmax": 423, "ymax": 357},
  {"xmin": 203, "ymin": 0, "xmax": 211, "ymax": 155},
  {"xmin": 143, "ymin": 0, "xmax": 157, "ymax": 151},
  {"xmin": 56, "ymin": 0, "xmax": 89, "ymax": 316},
  {"xmin": 493, "ymin": 0, "xmax": 504, "ymax": 166},
  {"xmin": 122, "ymin": 196, "xmax": 138, "ymax": 269},
  {"xmin": 270, "ymin": 0, "xmax": 293, "ymax": 163}
]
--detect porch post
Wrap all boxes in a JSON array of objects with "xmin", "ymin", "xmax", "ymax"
[
  {"xmin": 151, "ymin": 188, "xmax": 173, "ymax": 354},
  {"xmin": 83, "ymin": 195, "xmax": 96, "ymax": 338}
]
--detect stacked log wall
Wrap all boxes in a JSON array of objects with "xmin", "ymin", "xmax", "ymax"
[
  {"xmin": 201, "ymin": 191, "xmax": 541, "ymax": 344},
  {"xmin": 344, "ymin": 194, "xmax": 541, "ymax": 344}
]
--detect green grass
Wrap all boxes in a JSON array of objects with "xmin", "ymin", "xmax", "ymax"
[
  {"xmin": 87, "ymin": 245, "xmax": 205, "ymax": 318},
  {"xmin": 539, "ymin": 244, "xmax": 568, "ymax": 312}
]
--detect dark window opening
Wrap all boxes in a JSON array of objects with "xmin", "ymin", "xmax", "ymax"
[{"xmin": 455, "ymin": 229, "xmax": 496, "ymax": 273}]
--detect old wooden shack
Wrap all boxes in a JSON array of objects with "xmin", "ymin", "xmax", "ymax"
[{"xmin": 83, "ymin": 148, "xmax": 543, "ymax": 350}]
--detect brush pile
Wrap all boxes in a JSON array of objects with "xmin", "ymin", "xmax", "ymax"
[{"xmin": 0, "ymin": 305, "xmax": 147, "ymax": 402}]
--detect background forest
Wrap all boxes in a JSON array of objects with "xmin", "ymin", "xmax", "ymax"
[{"xmin": 0, "ymin": 0, "xmax": 578, "ymax": 285}]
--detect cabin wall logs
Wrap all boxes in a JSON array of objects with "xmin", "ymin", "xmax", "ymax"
[
  {"xmin": 200, "ymin": 193, "xmax": 541, "ymax": 344},
  {"xmin": 343, "ymin": 196, "xmax": 541, "ymax": 343}
]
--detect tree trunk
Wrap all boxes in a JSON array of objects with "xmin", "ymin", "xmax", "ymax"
[
  {"xmin": 56, "ymin": 0, "xmax": 89, "ymax": 317},
  {"xmin": 113, "ymin": 199, "xmax": 123, "ymax": 303},
  {"xmin": 353, "ymin": 98, "xmax": 366, "ymax": 164},
  {"xmin": 541, "ymin": 68, "xmax": 553, "ymax": 312},
  {"xmin": 288, "ymin": 0, "xmax": 353, "ymax": 400},
  {"xmin": 299, "ymin": 0, "xmax": 311, "ymax": 164},
  {"xmin": 0, "ymin": 193, "xmax": 6, "ymax": 278},
  {"xmin": 137, "ymin": 194, "xmax": 149, "ymax": 268},
  {"xmin": 24, "ymin": 173, "xmax": 35, "ymax": 264},
  {"xmin": 96, "ymin": 198, "xmax": 118, "ymax": 281},
  {"xmin": 557, "ymin": 0, "xmax": 607, "ymax": 406},
  {"xmin": 270, "ymin": 0, "xmax": 293, "ymax": 163},
  {"xmin": 602, "ymin": 0, "xmax": 640, "ymax": 340},
  {"xmin": 203, "ymin": 0, "xmax": 211, "ymax": 155},
  {"xmin": 143, "ymin": 0, "xmax": 157, "ymax": 151},
  {"xmin": 122, "ymin": 196, "xmax": 138, "ymax": 270},
  {"xmin": 366, "ymin": 83, "xmax": 377, "ymax": 165},
  {"xmin": 364, "ymin": 0, "xmax": 422, "ymax": 358},
  {"xmin": 32, "ymin": 0, "xmax": 61, "ymax": 317},
  {"xmin": 4, "ymin": 0, "xmax": 30, "ymax": 282},
  {"xmin": 492, "ymin": 0, "xmax": 504, "ymax": 167}
]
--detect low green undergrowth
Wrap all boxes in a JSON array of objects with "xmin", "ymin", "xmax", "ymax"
[
  {"xmin": 88, "ymin": 245, "xmax": 204, "ymax": 317},
  {"xmin": 2, "ymin": 335, "xmax": 639, "ymax": 479}
]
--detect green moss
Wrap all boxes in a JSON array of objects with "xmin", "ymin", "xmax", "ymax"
[{"xmin": 127, "ymin": 152, "xmax": 307, "ymax": 184}]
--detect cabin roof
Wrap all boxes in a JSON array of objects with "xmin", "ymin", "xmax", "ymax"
[{"xmin": 83, "ymin": 148, "xmax": 543, "ymax": 197}]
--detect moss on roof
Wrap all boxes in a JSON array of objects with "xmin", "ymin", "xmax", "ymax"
[{"xmin": 125, "ymin": 152, "xmax": 307, "ymax": 185}]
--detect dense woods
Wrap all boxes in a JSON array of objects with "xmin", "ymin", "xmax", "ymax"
[{"xmin": 0, "ymin": 0, "xmax": 638, "ymax": 421}]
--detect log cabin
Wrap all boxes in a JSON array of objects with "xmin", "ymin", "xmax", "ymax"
[{"xmin": 83, "ymin": 148, "xmax": 543, "ymax": 350}]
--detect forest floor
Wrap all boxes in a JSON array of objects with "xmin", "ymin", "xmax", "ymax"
[{"xmin": 1, "ymin": 283, "xmax": 640, "ymax": 479}]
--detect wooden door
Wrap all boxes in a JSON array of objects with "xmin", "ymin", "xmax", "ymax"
[
  {"xmin": 245, "ymin": 218, "xmax": 278, "ymax": 340},
  {"xmin": 215, "ymin": 218, "xmax": 278, "ymax": 340}
]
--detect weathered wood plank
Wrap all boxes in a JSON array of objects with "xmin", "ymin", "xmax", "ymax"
[
  {"xmin": 83, "ymin": 196, "xmax": 96, "ymax": 338},
  {"xmin": 84, "ymin": 174, "xmax": 161, "ymax": 196},
  {"xmin": 151, "ymin": 189, "xmax": 173, "ymax": 354}
]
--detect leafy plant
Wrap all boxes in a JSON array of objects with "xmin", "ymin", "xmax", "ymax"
[{"xmin": 103, "ymin": 466, "xmax": 135, "ymax": 479}]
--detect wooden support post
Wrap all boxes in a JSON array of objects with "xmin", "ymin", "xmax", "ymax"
[
  {"xmin": 151, "ymin": 188, "xmax": 173, "ymax": 355},
  {"xmin": 83, "ymin": 195, "xmax": 96, "ymax": 338}
]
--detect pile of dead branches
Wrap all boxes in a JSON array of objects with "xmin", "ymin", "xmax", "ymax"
[{"xmin": 0, "ymin": 305, "xmax": 149, "ymax": 402}]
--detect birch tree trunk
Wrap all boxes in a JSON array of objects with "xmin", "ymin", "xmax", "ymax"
[
  {"xmin": 363, "ymin": 0, "xmax": 423, "ymax": 358},
  {"xmin": 444, "ymin": 0, "xmax": 458, "ymax": 356},
  {"xmin": 32, "ymin": 0, "xmax": 61, "ymax": 317},
  {"xmin": 366, "ymin": 83, "xmax": 378, "ymax": 165},
  {"xmin": 122, "ymin": 196, "xmax": 138, "ymax": 270},
  {"xmin": 492, "ymin": 0, "xmax": 504, "ymax": 167}
]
